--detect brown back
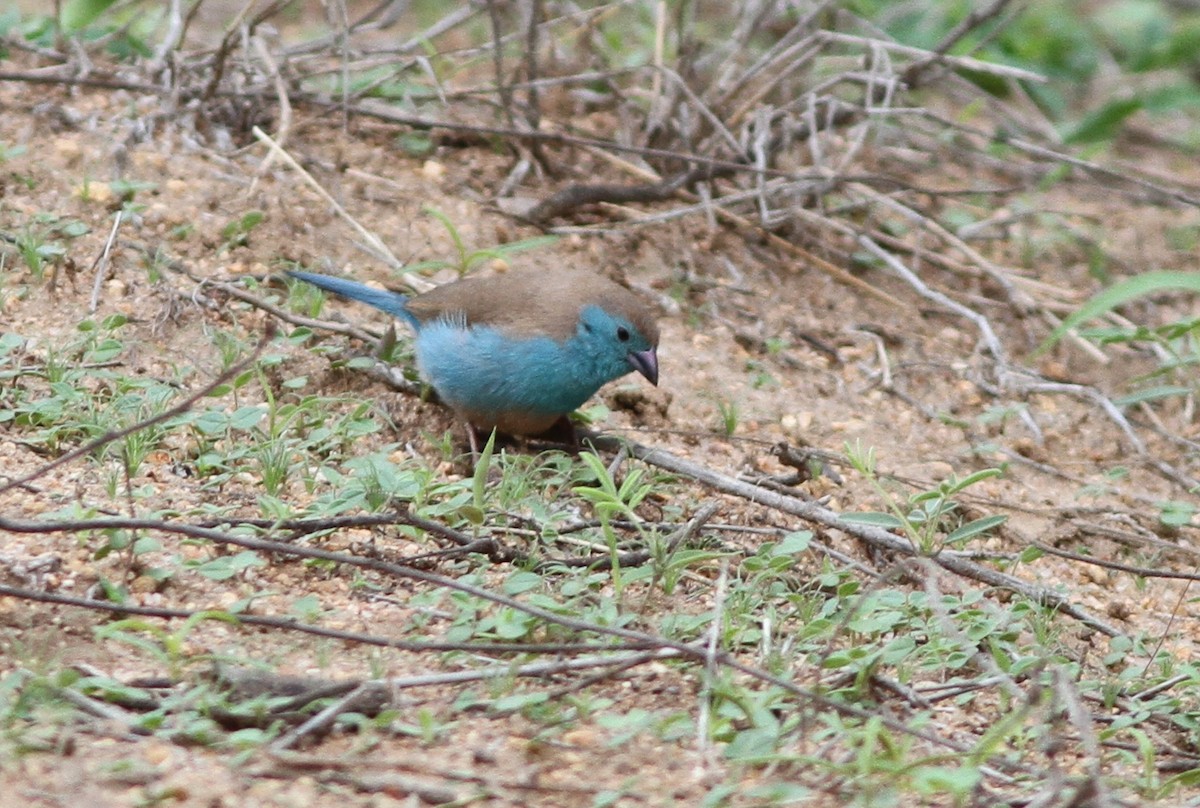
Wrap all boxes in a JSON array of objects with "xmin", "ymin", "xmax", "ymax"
[{"xmin": 404, "ymin": 267, "xmax": 659, "ymax": 344}]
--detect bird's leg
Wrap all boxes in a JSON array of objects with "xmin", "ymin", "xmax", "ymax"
[
  {"xmin": 465, "ymin": 422, "xmax": 482, "ymax": 457},
  {"xmin": 529, "ymin": 415, "xmax": 580, "ymax": 451}
]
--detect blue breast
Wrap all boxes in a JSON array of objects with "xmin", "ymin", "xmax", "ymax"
[{"xmin": 414, "ymin": 320, "xmax": 613, "ymax": 431}]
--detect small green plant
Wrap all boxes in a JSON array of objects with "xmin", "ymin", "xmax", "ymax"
[
  {"xmin": 13, "ymin": 215, "xmax": 87, "ymax": 279},
  {"xmin": 1039, "ymin": 271, "xmax": 1200, "ymax": 409},
  {"xmin": 714, "ymin": 398, "xmax": 739, "ymax": 436},
  {"xmin": 0, "ymin": 141, "xmax": 27, "ymax": 162},
  {"xmin": 49, "ymin": 0, "xmax": 158, "ymax": 58},
  {"xmin": 573, "ymin": 451, "xmax": 656, "ymax": 599},
  {"xmin": 3, "ymin": 315, "xmax": 181, "ymax": 456},
  {"xmin": 744, "ymin": 359, "xmax": 777, "ymax": 389},
  {"xmin": 405, "ymin": 205, "xmax": 559, "ymax": 277},
  {"xmin": 95, "ymin": 612, "xmax": 242, "ymax": 679},
  {"xmin": 463, "ymin": 428, "xmax": 498, "ymax": 527},
  {"xmin": 220, "ymin": 210, "xmax": 265, "ymax": 252},
  {"xmin": 843, "ymin": 441, "xmax": 1007, "ymax": 553},
  {"xmin": 1157, "ymin": 499, "xmax": 1197, "ymax": 529}
]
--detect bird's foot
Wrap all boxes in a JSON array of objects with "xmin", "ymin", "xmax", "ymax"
[{"xmin": 525, "ymin": 415, "xmax": 585, "ymax": 453}]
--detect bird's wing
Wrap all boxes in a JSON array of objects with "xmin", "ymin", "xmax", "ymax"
[{"xmin": 404, "ymin": 268, "xmax": 653, "ymax": 342}]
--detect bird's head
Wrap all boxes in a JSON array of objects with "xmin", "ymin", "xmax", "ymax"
[{"xmin": 576, "ymin": 304, "xmax": 659, "ymax": 386}]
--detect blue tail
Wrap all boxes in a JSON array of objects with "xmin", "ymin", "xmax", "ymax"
[{"xmin": 287, "ymin": 270, "xmax": 417, "ymax": 328}]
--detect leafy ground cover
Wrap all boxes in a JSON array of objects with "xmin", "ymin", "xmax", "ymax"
[{"xmin": 3, "ymin": 1, "xmax": 1200, "ymax": 805}]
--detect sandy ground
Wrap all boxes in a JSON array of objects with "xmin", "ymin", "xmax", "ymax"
[{"xmin": 3, "ymin": 15, "xmax": 1200, "ymax": 806}]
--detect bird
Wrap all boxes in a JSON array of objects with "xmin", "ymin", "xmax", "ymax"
[{"xmin": 287, "ymin": 267, "xmax": 660, "ymax": 450}]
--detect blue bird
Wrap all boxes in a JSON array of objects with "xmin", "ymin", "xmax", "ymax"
[{"xmin": 287, "ymin": 268, "xmax": 660, "ymax": 449}]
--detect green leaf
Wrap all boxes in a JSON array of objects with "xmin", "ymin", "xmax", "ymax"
[
  {"xmin": 1037, "ymin": 271, "xmax": 1200, "ymax": 354},
  {"xmin": 221, "ymin": 210, "xmax": 264, "ymax": 239},
  {"xmin": 228, "ymin": 406, "xmax": 265, "ymax": 430},
  {"xmin": 946, "ymin": 514, "xmax": 1008, "ymax": 544},
  {"xmin": 723, "ymin": 727, "xmax": 782, "ymax": 762},
  {"xmin": 947, "ymin": 468, "xmax": 1004, "ymax": 492},
  {"xmin": 912, "ymin": 764, "xmax": 982, "ymax": 796},
  {"xmin": 131, "ymin": 536, "xmax": 162, "ymax": 555},
  {"xmin": 503, "ymin": 571, "xmax": 543, "ymax": 595},
  {"xmin": 1019, "ymin": 545, "xmax": 1045, "ymax": 563},
  {"xmin": 472, "ymin": 428, "xmax": 497, "ymax": 511},
  {"xmin": 61, "ymin": 0, "xmax": 118, "ymax": 31},
  {"xmin": 396, "ymin": 132, "xmax": 434, "ymax": 157},
  {"xmin": 1113, "ymin": 385, "xmax": 1193, "ymax": 407},
  {"xmin": 839, "ymin": 512, "xmax": 907, "ymax": 529},
  {"xmin": 1060, "ymin": 97, "xmax": 1142, "ymax": 145},
  {"xmin": 1158, "ymin": 500, "xmax": 1196, "ymax": 528},
  {"xmin": 190, "ymin": 551, "xmax": 265, "ymax": 581},
  {"xmin": 422, "ymin": 206, "xmax": 467, "ymax": 267},
  {"xmin": 457, "ymin": 504, "xmax": 485, "ymax": 525},
  {"xmin": 492, "ymin": 692, "xmax": 548, "ymax": 712},
  {"xmin": 776, "ymin": 530, "xmax": 812, "ymax": 554},
  {"xmin": 291, "ymin": 594, "xmax": 321, "ymax": 620}
]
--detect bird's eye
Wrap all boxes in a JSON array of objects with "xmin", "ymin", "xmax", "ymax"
[{"xmin": 616, "ymin": 326, "xmax": 630, "ymax": 342}]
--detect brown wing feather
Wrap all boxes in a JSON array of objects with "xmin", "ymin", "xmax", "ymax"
[{"xmin": 404, "ymin": 267, "xmax": 658, "ymax": 344}]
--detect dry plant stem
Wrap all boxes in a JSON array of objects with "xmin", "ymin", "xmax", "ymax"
[
  {"xmin": 347, "ymin": 98, "xmax": 791, "ymax": 176},
  {"xmin": 271, "ymin": 682, "xmax": 381, "ymax": 751},
  {"xmin": 311, "ymin": 771, "xmax": 457, "ymax": 804},
  {"xmin": 201, "ymin": 0, "xmax": 258, "ymax": 102},
  {"xmin": 212, "ymin": 511, "xmax": 480, "ymax": 549},
  {"xmin": 524, "ymin": 0, "xmax": 544, "ymax": 133},
  {"xmin": 149, "ymin": 0, "xmax": 186, "ymax": 72},
  {"xmin": 920, "ymin": 110, "xmax": 1200, "ymax": 208},
  {"xmin": 0, "ymin": 515, "xmax": 702, "ymax": 650},
  {"xmin": 817, "ymin": 30, "xmax": 1045, "ymax": 84},
  {"xmin": 87, "ymin": 210, "xmax": 122, "ymax": 312},
  {"xmin": 250, "ymin": 34, "xmax": 292, "ymax": 180},
  {"xmin": 850, "ymin": 181, "xmax": 1034, "ymax": 311},
  {"xmin": 1139, "ymin": 454, "xmax": 1200, "ymax": 493},
  {"xmin": 538, "ymin": 500, "xmax": 719, "ymax": 570},
  {"xmin": 650, "ymin": 0, "xmax": 666, "ymax": 121},
  {"xmin": 696, "ymin": 559, "xmax": 729, "ymax": 773},
  {"xmin": 901, "ymin": 0, "xmax": 1016, "ymax": 82},
  {"xmin": 659, "ymin": 66, "xmax": 742, "ymax": 153},
  {"xmin": 57, "ymin": 684, "xmax": 138, "ymax": 724},
  {"xmin": 1053, "ymin": 669, "xmax": 1109, "ymax": 803},
  {"xmin": 734, "ymin": 2, "xmax": 828, "ymax": 93},
  {"xmin": 1011, "ymin": 378, "xmax": 1145, "ymax": 454},
  {"xmin": 839, "ymin": 241, "xmax": 1160, "ymax": 479},
  {"xmin": 332, "ymin": 0, "xmax": 352, "ymax": 130},
  {"xmin": 282, "ymin": 0, "xmax": 446, "ymax": 57},
  {"xmin": 590, "ymin": 436, "xmax": 1122, "ymax": 637},
  {"xmin": 539, "ymin": 167, "xmax": 897, "ymax": 304},
  {"xmin": 442, "ymin": 68, "xmax": 639, "ymax": 100},
  {"xmin": 1035, "ymin": 311, "xmax": 1112, "ymax": 364},
  {"xmin": 1072, "ymin": 519, "xmax": 1200, "ymax": 556},
  {"xmin": 264, "ymin": 747, "xmax": 598, "ymax": 792},
  {"xmin": 917, "ymin": 559, "xmax": 1024, "ymax": 701},
  {"xmin": 0, "ymin": 517, "xmax": 977, "ymax": 761},
  {"xmin": 250, "ymin": 126, "xmax": 408, "ymax": 278},
  {"xmin": 0, "ymin": 582, "xmax": 638, "ymax": 656},
  {"xmin": 225, "ymin": 278, "xmax": 381, "ymax": 345},
  {"xmin": 1030, "ymin": 541, "xmax": 1200, "ymax": 582},
  {"xmin": 486, "ymin": 0, "xmax": 515, "ymax": 129},
  {"xmin": 855, "ymin": 233, "xmax": 1007, "ymax": 362},
  {"xmin": 358, "ymin": 356, "xmax": 428, "ymax": 399},
  {"xmin": 724, "ymin": 37, "xmax": 823, "ymax": 126}
]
